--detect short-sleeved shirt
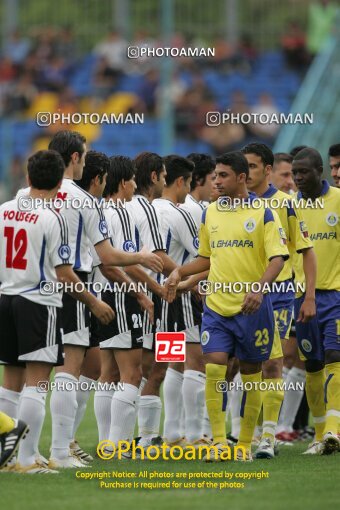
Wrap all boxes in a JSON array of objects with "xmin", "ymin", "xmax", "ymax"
[
  {"xmin": 293, "ymin": 180, "xmax": 340, "ymax": 291},
  {"xmin": 126, "ymin": 194, "xmax": 165, "ymax": 280},
  {"xmin": 180, "ymin": 194, "xmax": 206, "ymax": 229},
  {"xmin": 198, "ymin": 193, "xmax": 289, "ymax": 317},
  {"xmin": 153, "ymin": 198, "xmax": 198, "ymax": 266},
  {"xmin": 0, "ymin": 199, "xmax": 71, "ymax": 306},
  {"xmin": 259, "ymin": 184, "xmax": 313, "ymax": 281},
  {"xmin": 17, "ymin": 179, "xmax": 110, "ymax": 273}
]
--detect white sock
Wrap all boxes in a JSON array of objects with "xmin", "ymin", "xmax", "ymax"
[
  {"xmin": 202, "ymin": 404, "xmax": 212, "ymax": 438},
  {"xmin": 94, "ymin": 389, "xmax": 114, "ymax": 442},
  {"xmin": 138, "ymin": 395, "xmax": 162, "ymax": 439},
  {"xmin": 17, "ymin": 386, "xmax": 46, "ymax": 466},
  {"xmin": 135, "ymin": 377, "xmax": 147, "ymax": 411},
  {"xmin": 182, "ymin": 370, "xmax": 205, "ymax": 442},
  {"xmin": 179, "ymin": 406, "xmax": 185, "ymax": 438},
  {"xmin": 163, "ymin": 368, "xmax": 183, "ymax": 442},
  {"xmin": 109, "ymin": 383, "xmax": 138, "ymax": 445},
  {"xmin": 0, "ymin": 387, "xmax": 20, "ymax": 418},
  {"xmin": 72, "ymin": 376, "xmax": 96, "ymax": 439},
  {"xmin": 230, "ymin": 372, "xmax": 242, "ymax": 439},
  {"xmin": 50, "ymin": 372, "xmax": 78, "ymax": 460},
  {"xmin": 279, "ymin": 367, "xmax": 306, "ymax": 433}
]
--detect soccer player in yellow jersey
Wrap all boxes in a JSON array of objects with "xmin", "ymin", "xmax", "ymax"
[
  {"xmin": 165, "ymin": 151, "xmax": 289, "ymax": 461},
  {"xmin": 243, "ymin": 143, "xmax": 316, "ymax": 458},
  {"xmin": 0, "ymin": 412, "xmax": 28, "ymax": 469},
  {"xmin": 292, "ymin": 147, "xmax": 340, "ymax": 455}
]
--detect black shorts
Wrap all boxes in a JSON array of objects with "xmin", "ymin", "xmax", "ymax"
[
  {"xmin": 97, "ymin": 291, "xmax": 143, "ymax": 349},
  {"xmin": 143, "ymin": 292, "xmax": 177, "ymax": 351},
  {"xmin": 0, "ymin": 294, "xmax": 63, "ymax": 366},
  {"xmin": 61, "ymin": 271, "xmax": 91, "ymax": 347},
  {"xmin": 177, "ymin": 292, "xmax": 202, "ymax": 343},
  {"xmin": 89, "ymin": 313, "xmax": 101, "ymax": 348}
]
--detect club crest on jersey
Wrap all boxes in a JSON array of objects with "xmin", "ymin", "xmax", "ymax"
[
  {"xmin": 201, "ymin": 330, "xmax": 210, "ymax": 346},
  {"xmin": 193, "ymin": 236, "xmax": 199, "ymax": 249},
  {"xmin": 299, "ymin": 221, "xmax": 309, "ymax": 238},
  {"xmin": 326, "ymin": 212, "xmax": 338, "ymax": 226},
  {"xmin": 58, "ymin": 244, "xmax": 71, "ymax": 260},
  {"xmin": 301, "ymin": 339, "xmax": 312, "ymax": 353},
  {"xmin": 99, "ymin": 220, "xmax": 108, "ymax": 235},
  {"xmin": 244, "ymin": 218, "xmax": 256, "ymax": 233},
  {"xmin": 123, "ymin": 240, "xmax": 137, "ymax": 252}
]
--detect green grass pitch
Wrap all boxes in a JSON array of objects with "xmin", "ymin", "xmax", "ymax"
[{"xmin": 1, "ymin": 374, "xmax": 339, "ymax": 510}]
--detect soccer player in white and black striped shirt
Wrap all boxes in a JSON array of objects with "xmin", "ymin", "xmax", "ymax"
[
  {"xmin": 153, "ymin": 155, "xmax": 209, "ymax": 447},
  {"xmin": 126, "ymin": 152, "xmax": 178, "ymax": 448},
  {"xmin": 180, "ymin": 153, "xmax": 215, "ymax": 226}
]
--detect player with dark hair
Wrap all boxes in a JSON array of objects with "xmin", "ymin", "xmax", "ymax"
[
  {"xmin": 0, "ymin": 150, "xmax": 114, "ymax": 474},
  {"xmin": 126, "ymin": 151, "xmax": 179, "ymax": 450},
  {"xmin": 290, "ymin": 145, "xmax": 308, "ymax": 158},
  {"xmin": 242, "ymin": 142, "xmax": 316, "ymax": 458},
  {"xmin": 166, "ymin": 150, "xmax": 289, "ymax": 461},
  {"xmin": 134, "ymin": 151, "xmax": 165, "ymax": 197},
  {"xmin": 328, "ymin": 143, "xmax": 340, "ymax": 187},
  {"xmin": 292, "ymin": 147, "xmax": 340, "ymax": 455},
  {"xmin": 181, "ymin": 153, "xmax": 215, "ymax": 225},
  {"xmin": 154, "ymin": 155, "xmax": 208, "ymax": 448},
  {"xmin": 48, "ymin": 130, "xmax": 86, "ymax": 168},
  {"xmin": 270, "ymin": 153, "xmax": 296, "ymax": 195}
]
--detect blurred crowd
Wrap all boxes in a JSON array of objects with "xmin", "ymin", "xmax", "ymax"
[{"xmin": 0, "ymin": 0, "xmax": 336, "ymax": 160}]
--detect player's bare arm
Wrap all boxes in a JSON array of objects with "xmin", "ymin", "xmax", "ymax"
[
  {"xmin": 177, "ymin": 270, "xmax": 210, "ymax": 293},
  {"xmin": 165, "ymin": 256, "xmax": 211, "ymax": 300},
  {"xmin": 100, "ymin": 263, "xmax": 155, "ymax": 322},
  {"xmin": 55, "ymin": 265, "xmax": 114, "ymax": 325},
  {"xmin": 123, "ymin": 264, "xmax": 174, "ymax": 302},
  {"xmin": 241, "ymin": 256, "xmax": 285, "ymax": 315},
  {"xmin": 298, "ymin": 247, "xmax": 317, "ymax": 323},
  {"xmin": 95, "ymin": 240, "xmax": 163, "ymax": 273}
]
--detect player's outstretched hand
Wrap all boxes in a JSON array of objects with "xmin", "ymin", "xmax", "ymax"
[
  {"xmin": 297, "ymin": 296, "xmax": 316, "ymax": 323},
  {"xmin": 137, "ymin": 293, "xmax": 154, "ymax": 324},
  {"xmin": 90, "ymin": 300, "xmax": 115, "ymax": 325},
  {"xmin": 139, "ymin": 246, "xmax": 164, "ymax": 273},
  {"xmin": 164, "ymin": 268, "xmax": 181, "ymax": 302},
  {"xmin": 241, "ymin": 291, "xmax": 263, "ymax": 315}
]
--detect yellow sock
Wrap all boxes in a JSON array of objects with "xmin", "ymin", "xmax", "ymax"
[
  {"xmin": 238, "ymin": 372, "xmax": 263, "ymax": 449},
  {"xmin": 0, "ymin": 411, "xmax": 15, "ymax": 434},
  {"xmin": 205, "ymin": 363, "xmax": 228, "ymax": 444},
  {"xmin": 305, "ymin": 369, "xmax": 326, "ymax": 441},
  {"xmin": 262, "ymin": 378, "xmax": 284, "ymax": 440},
  {"xmin": 324, "ymin": 362, "xmax": 340, "ymax": 435}
]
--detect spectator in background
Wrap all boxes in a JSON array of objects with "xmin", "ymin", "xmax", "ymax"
[
  {"xmin": 40, "ymin": 56, "xmax": 67, "ymax": 92},
  {"xmin": 4, "ymin": 29, "xmax": 31, "ymax": 66},
  {"xmin": 281, "ymin": 20, "xmax": 311, "ymax": 71},
  {"xmin": 3, "ymin": 71, "xmax": 37, "ymax": 116},
  {"xmin": 249, "ymin": 92, "xmax": 280, "ymax": 141},
  {"xmin": 307, "ymin": 0, "xmax": 337, "ymax": 55},
  {"xmin": 94, "ymin": 30, "xmax": 128, "ymax": 77},
  {"xmin": 175, "ymin": 78, "xmax": 215, "ymax": 140},
  {"xmin": 138, "ymin": 69, "xmax": 159, "ymax": 115},
  {"xmin": 93, "ymin": 56, "xmax": 120, "ymax": 98},
  {"xmin": 56, "ymin": 26, "xmax": 77, "ymax": 62}
]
